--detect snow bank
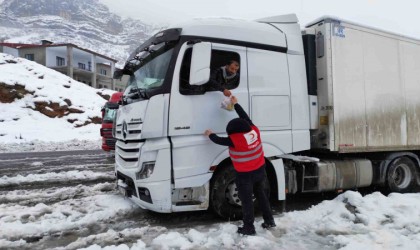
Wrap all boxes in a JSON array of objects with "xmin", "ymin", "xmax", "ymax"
[
  {"xmin": 0, "ymin": 194, "xmax": 136, "ymax": 242},
  {"xmin": 0, "ymin": 53, "xmax": 116, "ymax": 151},
  {"xmin": 79, "ymin": 191, "xmax": 420, "ymax": 250},
  {"xmin": 2, "ymin": 190, "xmax": 419, "ymax": 249}
]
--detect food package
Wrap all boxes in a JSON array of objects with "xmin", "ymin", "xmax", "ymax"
[{"xmin": 221, "ymin": 97, "xmax": 234, "ymax": 111}]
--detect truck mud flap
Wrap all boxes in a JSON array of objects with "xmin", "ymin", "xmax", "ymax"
[{"xmin": 270, "ymin": 158, "xmax": 286, "ymax": 200}]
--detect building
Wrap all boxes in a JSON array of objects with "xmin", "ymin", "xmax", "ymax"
[{"xmin": 0, "ymin": 41, "xmax": 126, "ymax": 92}]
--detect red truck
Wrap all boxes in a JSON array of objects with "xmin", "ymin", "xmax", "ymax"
[{"xmin": 100, "ymin": 92, "xmax": 123, "ymax": 151}]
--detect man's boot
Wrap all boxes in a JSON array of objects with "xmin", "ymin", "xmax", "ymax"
[
  {"xmin": 237, "ymin": 226, "xmax": 256, "ymax": 236},
  {"xmin": 261, "ymin": 221, "xmax": 276, "ymax": 229}
]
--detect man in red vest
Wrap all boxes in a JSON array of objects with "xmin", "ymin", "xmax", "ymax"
[{"xmin": 204, "ymin": 96, "xmax": 276, "ymax": 235}]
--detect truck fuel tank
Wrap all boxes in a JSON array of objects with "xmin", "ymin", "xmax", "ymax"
[{"xmin": 301, "ymin": 159, "xmax": 373, "ymax": 192}]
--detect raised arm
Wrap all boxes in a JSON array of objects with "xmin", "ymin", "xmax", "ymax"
[
  {"xmin": 206, "ymin": 68, "xmax": 231, "ymax": 96},
  {"xmin": 230, "ymin": 96, "xmax": 253, "ymax": 125}
]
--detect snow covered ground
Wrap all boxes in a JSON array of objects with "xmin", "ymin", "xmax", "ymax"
[
  {"xmin": 1, "ymin": 150, "xmax": 419, "ymax": 250},
  {"xmin": 74, "ymin": 192, "xmax": 420, "ymax": 250},
  {"xmin": 0, "ymin": 53, "xmax": 115, "ymax": 152},
  {"xmin": 0, "ymin": 139, "xmax": 102, "ymax": 153}
]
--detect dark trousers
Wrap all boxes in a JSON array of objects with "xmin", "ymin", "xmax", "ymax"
[{"xmin": 235, "ymin": 164, "xmax": 274, "ymax": 229}]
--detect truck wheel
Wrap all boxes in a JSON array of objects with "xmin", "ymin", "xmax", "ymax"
[
  {"xmin": 210, "ymin": 165, "xmax": 243, "ymax": 219},
  {"xmin": 386, "ymin": 157, "xmax": 417, "ymax": 193}
]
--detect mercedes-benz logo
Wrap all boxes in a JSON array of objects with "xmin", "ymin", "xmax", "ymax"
[{"xmin": 122, "ymin": 121, "xmax": 128, "ymax": 139}]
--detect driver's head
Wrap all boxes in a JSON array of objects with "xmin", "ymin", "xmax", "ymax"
[{"xmin": 226, "ymin": 60, "xmax": 239, "ymax": 75}]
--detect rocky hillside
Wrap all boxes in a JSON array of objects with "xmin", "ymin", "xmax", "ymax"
[
  {"xmin": 0, "ymin": 0, "xmax": 158, "ymax": 66},
  {"xmin": 0, "ymin": 52, "xmax": 115, "ymax": 143}
]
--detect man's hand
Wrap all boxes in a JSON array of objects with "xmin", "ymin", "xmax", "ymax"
[
  {"xmin": 204, "ymin": 129, "xmax": 214, "ymax": 136},
  {"xmin": 223, "ymin": 89, "xmax": 231, "ymax": 97},
  {"xmin": 230, "ymin": 95, "xmax": 238, "ymax": 105}
]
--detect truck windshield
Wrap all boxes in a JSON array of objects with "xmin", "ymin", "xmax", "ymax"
[
  {"xmin": 103, "ymin": 108, "xmax": 117, "ymax": 123},
  {"xmin": 126, "ymin": 45, "xmax": 174, "ymax": 94}
]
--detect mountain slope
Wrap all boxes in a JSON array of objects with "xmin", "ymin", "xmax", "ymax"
[{"xmin": 0, "ymin": 0, "xmax": 157, "ymax": 66}]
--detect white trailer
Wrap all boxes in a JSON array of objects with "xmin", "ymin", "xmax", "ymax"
[{"xmin": 113, "ymin": 15, "xmax": 420, "ymax": 218}]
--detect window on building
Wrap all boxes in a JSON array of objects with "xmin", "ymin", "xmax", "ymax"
[
  {"xmin": 100, "ymin": 69, "xmax": 107, "ymax": 75},
  {"xmin": 56, "ymin": 56, "xmax": 65, "ymax": 66},
  {"xmin": 24, "ymin": 54, "xmax": 34, "ymax": 61},
  {"xmin": 88, "ymin": 62, "xmax": 92, "ymax": 71},
  {"xmin": 179, "ymin": 48, "xmax": 240, "ymax": 95},
  {"xmin": 78, "ymin": 63, "xmax": 86, "ymax": 70},
  {"xmin": 98, "ymin": 84, "xmax": 103, "ymax": 88}
]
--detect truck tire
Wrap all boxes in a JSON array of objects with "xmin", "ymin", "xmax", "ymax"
[
  {"xmin": 210, "ymin": 164, "xmax": 244, "ymax": 219},
  {"xmin": 210, "ymin": 164, "xmax": 273, "ymax": 219},
  {"xmin": 386, "ymin": 157, "xmax": 417, "ymax": 193}
]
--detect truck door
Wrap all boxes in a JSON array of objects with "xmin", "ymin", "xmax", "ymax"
[
  {"xmin": 169, "ymin": 42, "xmax": 249, "ymax": 181},
  {"xmin": 246, "ymin": 47, "xmax": 293, "ymax": 153},
  {"xmin": 169, "ymin": 42, "xmax": 249, "ymax": 136}
]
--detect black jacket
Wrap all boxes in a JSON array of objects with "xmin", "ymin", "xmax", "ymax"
[{"xmin": 205, "ymin": 67, "xmax": 239, "ymax": 92}]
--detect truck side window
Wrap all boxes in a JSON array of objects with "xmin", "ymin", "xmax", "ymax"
[{"xmin": 180, "ymin": 48, "xmax": 240, "ymax": 95}]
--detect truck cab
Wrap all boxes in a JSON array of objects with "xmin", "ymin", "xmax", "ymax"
[
  {"xmin": 113, "ymin": 14, "xmax": 309, "ymax": 216},
  {"xmin": 100, "ymin": 92, "xmax": 123, "ymax": 151}
]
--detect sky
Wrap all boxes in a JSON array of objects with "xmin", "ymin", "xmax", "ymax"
[{"xmin": 99, "ymin": 0, "xmax": 420, "ymax": 39}]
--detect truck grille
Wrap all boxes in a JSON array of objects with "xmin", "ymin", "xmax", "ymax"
[
  {"xmin": 115, "ymin": 140, "xmax": 144, "ymax": 167},
  {"xmin": 115, "ymin": 121, "xmax": 143, "ymax": 167},
  {"xmin": 115, "ymin": 122, "xmax": 143, "ymax": 141},
  {"xmin": 105, "ymin": 138, "xmax": 116, "ymax": 150}
]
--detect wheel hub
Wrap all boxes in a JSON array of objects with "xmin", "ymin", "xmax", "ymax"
[
  {"xmin": 225, "ymin": 182, "xmax": 242, "ymax": 206},
  {"xmin": 392, "ymin": 163, "xmax": 411, "ymax": 189}
]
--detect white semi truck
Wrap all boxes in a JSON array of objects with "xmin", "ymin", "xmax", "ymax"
[{"xmin": 113, "ymin": 14, "xmax": 420, "ymax": 218}]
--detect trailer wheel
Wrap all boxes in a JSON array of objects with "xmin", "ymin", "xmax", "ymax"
[
  {"xmin": 210, "ymin": 164, "xmax": 244, "ymax": 219},
  {"xmin": 386, "ymin": 157, "xmax": 417, "ymax": 193}
]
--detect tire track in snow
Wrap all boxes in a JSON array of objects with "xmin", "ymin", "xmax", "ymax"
[
  {"xmin": 0, "ymin": 163, "xmax": 113, "ymax": 178},
  {"xmin": 0, "ymin": 170, "xmax": 116, "ymax": 191},
  {"xmin": 0, "ymin": 182, "xmax": 116, "ymax": 206}
]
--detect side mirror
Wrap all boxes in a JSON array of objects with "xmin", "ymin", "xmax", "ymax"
[
  {"xmin": 189, "ymin": 42, "xmax": 211, "ymax": 86},
  {"xmin": 113, "ymin": 69, "xmax": 124, "ymax": 80},
  {"xmin": 113, "ymin": 69, "xmax": 132, "ymax": 80}
]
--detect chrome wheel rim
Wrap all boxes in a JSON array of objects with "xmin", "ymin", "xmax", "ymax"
[{"xmin": 225, "ymin": 182, "xmax": 242, "ymax": 206}]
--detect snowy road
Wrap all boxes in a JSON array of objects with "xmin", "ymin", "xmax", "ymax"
[
  {"xmin": 0, "ymin": 150, "xmax": 226, "ymax": 249},
  {"xmin": 1, "ymin": 151, "xmax": 420, "ymax": 250}
]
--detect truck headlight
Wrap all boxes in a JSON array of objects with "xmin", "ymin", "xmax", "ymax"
[{"xmin": 136, "ymin": 161, "xmax": 155, "ymax": 179}]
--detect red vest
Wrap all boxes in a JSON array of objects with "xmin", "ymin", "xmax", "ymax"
[{"xmin": 228, "ymin": 125, "xmax": 265, "ymax": 172}]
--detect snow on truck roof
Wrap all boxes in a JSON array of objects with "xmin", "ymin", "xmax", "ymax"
[
  {"xmin": 172, "ymin": 14, "xmax": 420, "ymax": 45},
  {"xmin": 256, "ymin": 14, "xmax": 299, "ymax": 23},
  {"xmin": 306, "ymin": 15, "xmax": 420, "ymax": 43},
  {"xmin": 172, "ymin": 17, "xmax": 288, "ymax": 49}
]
